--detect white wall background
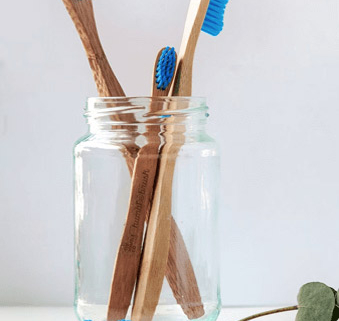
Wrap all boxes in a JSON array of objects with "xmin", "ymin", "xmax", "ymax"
[{"xmin": 1, "ymin": 0, "xmax": 339, "ymax": 307}]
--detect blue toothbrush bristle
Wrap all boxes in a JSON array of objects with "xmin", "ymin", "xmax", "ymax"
[
  {"xmin": 156, "ymin": 46, "xmax": 176, "ymax": 91},
  {"xmin": 202, "ymin": 0, "xmax": 229, "ymax": 36}
]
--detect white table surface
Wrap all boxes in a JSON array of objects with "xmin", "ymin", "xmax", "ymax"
[{"xmin": 0, "ymin": 307, "xmax": 297, "ymax": 321}]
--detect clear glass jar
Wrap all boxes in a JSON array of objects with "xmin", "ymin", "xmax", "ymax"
[{"xmin": 73, "ymin": 97, "xmax": 220, "ymax": 321}]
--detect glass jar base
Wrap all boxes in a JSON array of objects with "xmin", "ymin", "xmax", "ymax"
[{"xmin": 75, "ymin": 301, "xmax": 221, "ymax": 321}]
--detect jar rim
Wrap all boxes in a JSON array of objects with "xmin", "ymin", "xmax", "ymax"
[
  {"xmin": 87, "ymin": 96, "xmax": 206, "ymax": 103},
  {"xmin": 85, "ymin": 96, "xmax": 208, "ymax": 125},
  {"xmin": 86, "ymin": 96, "xmax": 206, "ymax": 110}
]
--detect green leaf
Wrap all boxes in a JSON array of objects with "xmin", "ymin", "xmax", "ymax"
[
  {"xmin": 332, "ymin": 289, "xmax": 339, "ymax": 321},
  {"xmin": 296, "ymin": 282, "xmax": 335, "ymax": 321}
]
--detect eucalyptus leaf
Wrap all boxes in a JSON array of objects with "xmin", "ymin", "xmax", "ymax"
[
  {"xmin": 332, "ymin": 290, "xmax": 339, "ymax": 321},
  {"xmin": 296, "ymin": 282, "xmax": 335, "ymax": 321}
]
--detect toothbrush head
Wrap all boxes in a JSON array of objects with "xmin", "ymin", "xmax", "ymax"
[
  {"xmin": 155, "ymin": 46, "xmax": 177, "ymax": 91},
  {"xmin": 202, "ymin": 0, "xmax": 230, "ymax": 36}
]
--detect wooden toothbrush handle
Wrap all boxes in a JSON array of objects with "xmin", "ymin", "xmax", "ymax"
[
  {"xmin": 131, "ymin": 141, "xmax": 179, "ymax": 321},
  {"xmin": 131, "ymin": 129, "xmax": 204, "ymax": 321},
  {"xmin": 166, "ymin": 218, "xmax": 205, "ymax": 319},
  {"xmin": 107, "ymin": 141, "xmax": 160, "ymax": 321},
  {"xmin": 108, "ymin": 136, "xmax": 204, "ymax": 321}
]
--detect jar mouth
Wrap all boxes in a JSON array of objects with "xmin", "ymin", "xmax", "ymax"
[{"xmin": 85, "ymin": 97, "xmax": 208, "ymax": 125}]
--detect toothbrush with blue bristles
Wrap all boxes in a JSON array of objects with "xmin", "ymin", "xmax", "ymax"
[
  {"xmin": 132, "ymin": 1, "xmax": 230, "ymax": 320},
  {"xmin": 148, "ymin": 46, "xmax": 205, "ymax": 320},
  {"xmin": 171, "ymin": 0, "xmax": 229, "ymax": 96},
  {"xmin": 132, "ymin": 47, "xmax": 205, "ymax": 321}
]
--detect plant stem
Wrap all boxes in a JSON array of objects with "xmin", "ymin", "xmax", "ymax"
[{"xmin": 238, "ymin": 306, "xmax": 299, "ymax": 321}]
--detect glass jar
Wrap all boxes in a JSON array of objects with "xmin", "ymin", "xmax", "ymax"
[{"xmin": 73, "ymin": 97, "xmax": 221, "ymax": 321}]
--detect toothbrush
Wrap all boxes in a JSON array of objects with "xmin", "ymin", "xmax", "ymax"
[
  {"xmin": 106, "ymin": 47, "xmax": 177, "ymax": 321},
  {"xmin": 132, "ymin": 1, "xmax": 229, "ymax": 320},
  {"xmin": 137, "ymin": 49, "xmax": 205, "ymax": 319},
  {"xmin": 171, "ymin": 0, "xmax": 229, "ymax": 96},
  {"xmin": 131, "ymin": 48, "xmax": 187, "ymax": 321},
  {"xmin": 61, "ymin": 0, "xmax": 139, "ymax": 173}
]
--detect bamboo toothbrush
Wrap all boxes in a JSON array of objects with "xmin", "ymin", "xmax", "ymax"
[
  {"xmin": 133, "ymin": 0, "xmax": 230, "ymax": 320},
  {"xmin": 131, "ymin": 49, "xmax": 184, "ymax": 321},
  {"xmin": 171, "ymin": 0, "xmax": 229, "ymax": 96},
  {"xmin": 144, "ymin": 48, "xmax": 204, "ymax": 320},
  {"xmin": 106, "ymin": 47, "xmax": 177, "ymax": 321},
  {"xmin": 61, "ymin": 0, "xmax": 138, "ymax": 173},
  {"xmin": 145, "ymin": 49, "xmax": 205, "ymax": 319}
]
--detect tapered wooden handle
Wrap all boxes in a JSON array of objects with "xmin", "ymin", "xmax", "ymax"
[
  {"xmin": 62, "ymin": 0, "xmax": 138, "ymax": 171},
  {"xmin": 131, "ymin": 141, "xmax": 180, "ymax": 321},
  {"xmin": 62, "ymin": 0, "xmax": 125, "ymax": 97},
  {"xmin": 107, "ymin": 142, "xmax": 159, "ymax": 321},
  {"xmin": 170, "ymin": 0, "xmax": 210, "ymax": 96},
  {"xmin": 167, "ymin": 219, "xmax": 205, "ymax": 318}
]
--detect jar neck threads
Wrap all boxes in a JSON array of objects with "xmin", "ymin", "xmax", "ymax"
[{"xmin": 85, "ymin": 97, "xmax": 209, "ymax": 133}]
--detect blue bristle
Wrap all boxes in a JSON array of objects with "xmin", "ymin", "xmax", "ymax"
[
  {"xmin": 202, "ymin": 0, "xmax": 229, "ymax": 36},
  {"xmin": 156, "ymin": 46, "xmax": 176, "ymax": 91}
]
